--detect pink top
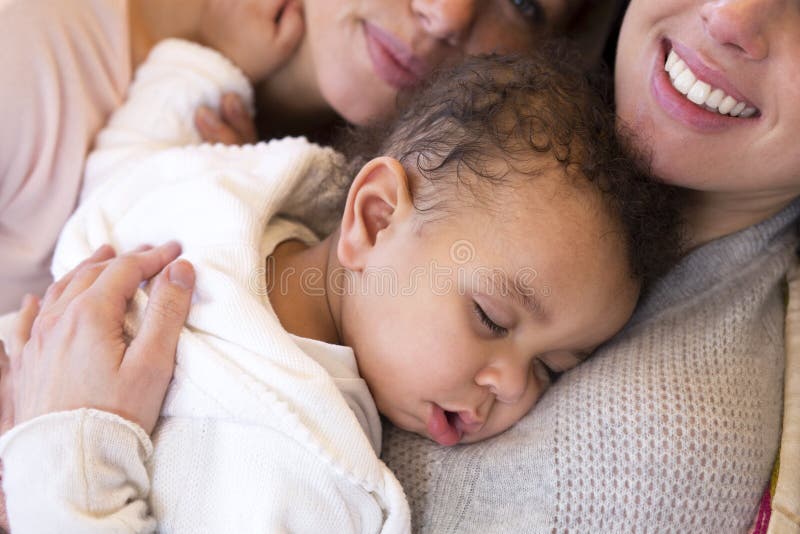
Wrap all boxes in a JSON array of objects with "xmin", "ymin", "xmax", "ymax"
[{"xmin": 0, "ymin": 0, "xmax": 131, "ymax": 312}]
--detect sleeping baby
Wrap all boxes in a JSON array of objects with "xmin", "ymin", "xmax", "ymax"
[{"xmin": 0, "ymin": 39, "xmax": 682, "ymax": 532}]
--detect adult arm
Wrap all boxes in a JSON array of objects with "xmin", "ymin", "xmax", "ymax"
[{"xmin": 0, "ymin": 243, "xmax": 194, "ymax": 533}]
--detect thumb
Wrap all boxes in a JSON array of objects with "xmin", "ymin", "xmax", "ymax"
[
  {"xmin": 124, "ymin": 259, "xmax": 195, "ymax": 376},
  {"xmin": 274, "ymin": 0, "xmax": 305, "ymax": 57}
]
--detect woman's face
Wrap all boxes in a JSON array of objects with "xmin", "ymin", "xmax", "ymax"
[
  {"xmin": 615, "ymin": 0, "xmax": 800, "ymax": 196},
  {"xmin": 302, "ymin": 0, "xmax": 583, "ymax": 125}
]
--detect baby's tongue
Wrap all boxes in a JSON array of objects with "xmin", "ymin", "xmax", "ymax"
[{"xmin": 427, "ymin": 404, "xmax": 462, "ymax": 446}]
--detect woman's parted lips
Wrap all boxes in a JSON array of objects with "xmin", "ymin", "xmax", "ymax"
[{"xmin": 363, "ymin": 21, "xmax": 428, "ymax": 87}]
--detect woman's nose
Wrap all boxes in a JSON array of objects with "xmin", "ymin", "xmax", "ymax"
[
  {"xmin": 475, "ymin": 362, "xmax": 529, "ymax": 404},
  {"xmin": 700, "ymin": 0, "xmax": 782, "ymax": 60},
  {"xmin": 411, "ymin": 0, "xmax": 478, "ymax": 46}
]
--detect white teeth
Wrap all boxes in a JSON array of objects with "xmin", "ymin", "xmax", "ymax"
[
  {"xmin": 674, "ymin": 69, "xmax": 696, "ymax": 94},
  {"xmin": 687, "ymin": 81, "xmax": 711, "ymax": 105},
  {"xmin": 706, "ymin": 88, "xmax": 725, "ymax": 110},
  {"xmin": 669, "ymin": 59, "xmax": 687, "ymax": 80},
  {"xmin": 665, "ymin": 50, "xmax": 679, "ymax": 71},
  {"xmin": 718, "ymin": 95, "xmax": 737, "ymax": 114},
  {"xmin": 663, "ymin": 48, "xmax": 757, "ymax": 118}
]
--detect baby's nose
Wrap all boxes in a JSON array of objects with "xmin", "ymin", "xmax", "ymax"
[{"xmin": 475, "ymin": 361, "xmax": 529, "ymax": 404}]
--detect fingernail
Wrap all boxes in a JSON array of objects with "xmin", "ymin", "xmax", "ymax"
[
  {"xmin": 161, "ymin": 240, "xmax": 182, "ymax": 256},
  {"xmin": 168, "ymin": 260, "xmax": 195, "ymax": 290},
  {"xmin": 94, "ymin": 244, "xmax": 111, "ymax": 256},
  {"xmin": 229, "ymin": 96, "xmax": 245, "ymax": 117},
  {"xmin": 197, "ymin": 107, "xmax": 220, "ymax": 129}
]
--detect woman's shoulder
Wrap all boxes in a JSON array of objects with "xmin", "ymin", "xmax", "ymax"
[
  {"xmin": 0, "ymin": 0, "xmax": 131, "ymax": 102},
  {"xmin": 0, "ymin": 0, "xmax": 128, "ymax": 47}
]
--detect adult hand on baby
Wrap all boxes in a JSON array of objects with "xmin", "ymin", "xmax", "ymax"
[
  {"xmin": 2, "ymin": 243, "xmax": 195, "ymax": 436},
  {"xmin": 195, "ymin": 93, "xmax": 259, "ymax": 145}
]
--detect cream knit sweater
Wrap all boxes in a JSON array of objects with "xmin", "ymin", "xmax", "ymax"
[
  {"xmin": 0, "ymin": 40, "xmax": 408, "ymax": 533},
  {"xmin": 382, "ymin": 197, "xmax": 800, "ymax": 532}
]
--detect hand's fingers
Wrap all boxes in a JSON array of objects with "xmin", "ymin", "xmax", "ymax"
[
  {"xmin": 7, "ymin": 295, "xmax": 40, "ymax": 361},
  {"xmin": 90, "ymin": 242, "xmax": 183, "ymax": 309},
  {"xmin": 125, "ymin": 259, "xmax": 194, "ymax": 370},
  {"xmin": 195, "ymin": 106, "xmax": 221, "ymax": 141},
  {"xmin": 221, "ymin": 94, "xmax": 258, "ymax": 144},
  {"xmin": 195, "ymin": 106, "xmax": 242, "ymax": 145},
  {"xmin": 274, "ymin": 0, "xmax": 305, "ymax": 54},
  {"xmin": 41, "ymin": 245, "xmax": 116, "ymax": 309},
  {"xmin": 122, "ymin": 259, "xmax": 195, "ymax": 433},
  {"xmin": 49, "ymin": 246, "xmax": 155, "ymax": 317}
]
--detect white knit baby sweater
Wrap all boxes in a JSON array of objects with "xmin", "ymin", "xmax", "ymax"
[
  {"xmin": 382, "ymin": 198, "xmax": 800, "ymax": 533},
  {"xmin": 0, "ymin": 40, "xmax": 409, "ymax": 533}
]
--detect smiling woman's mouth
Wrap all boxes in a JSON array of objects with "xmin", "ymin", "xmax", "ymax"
[{"xmin": 662, "ymin": 43, "xmax": 759, "ymax": 118}]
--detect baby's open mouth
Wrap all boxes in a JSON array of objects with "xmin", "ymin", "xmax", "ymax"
[{"xmin": 427, "ymin": 404, "xmax": 463, "ymax": 446}]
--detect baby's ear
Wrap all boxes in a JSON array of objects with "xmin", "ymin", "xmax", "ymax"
[{"xmin": 338, "ymin": 157, "xmax": 412, "ymax": 270}]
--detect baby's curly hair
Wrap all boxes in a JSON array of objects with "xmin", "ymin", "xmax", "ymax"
[{"xmin": 339, "ymin": 41, "xmax": 684, "ymax": 288}]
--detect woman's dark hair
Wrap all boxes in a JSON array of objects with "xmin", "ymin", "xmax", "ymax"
[{"xmin": 338, "ymin": 40, "xmax": 684, "ymax": 288}]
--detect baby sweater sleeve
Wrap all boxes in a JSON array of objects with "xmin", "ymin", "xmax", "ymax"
[
  {"xmin": 0, "ymin": 409, "xmax": 156, "ymax": 533},
  {"xmin": 81, "ymin": 38, "xmax": 253, "ymax": 198}
]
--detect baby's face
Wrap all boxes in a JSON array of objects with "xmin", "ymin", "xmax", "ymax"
[{"xmin": 342, "ymin": 172, "xmax": 640, "ymax": 445}]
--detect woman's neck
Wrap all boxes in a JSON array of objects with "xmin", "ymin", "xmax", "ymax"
[{"xmin": 682, "ymin": 188, "xmax": 800, "ymax": 249}]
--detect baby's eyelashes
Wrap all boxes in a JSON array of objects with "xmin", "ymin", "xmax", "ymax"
[{"xmin": 472, "ymin": 301, "xmax": 508, "ymax": 337}]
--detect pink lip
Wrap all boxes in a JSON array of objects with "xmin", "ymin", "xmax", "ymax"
[
  {"xmin": 363, "ymin": 21, "xmax": 426, "ymax": 90},
  {"xmin": 651, "ymin": 39, "xmax": 759, "ymax": 132},
  {"xmin": 427, "ymin": 405, "xmax": 486, "ymax": 446},
  {"xmin": 427, "ymin": 404, "xmax": 462, "ymax": 446}
]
